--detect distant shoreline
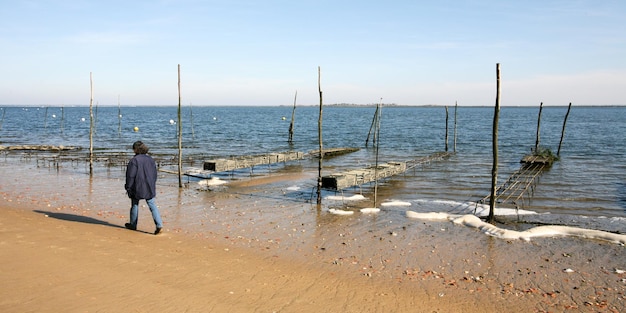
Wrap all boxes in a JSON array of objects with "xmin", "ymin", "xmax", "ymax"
[{"xmin": 1, "ymin": 103, "xmax": 625, "ymax": 108}]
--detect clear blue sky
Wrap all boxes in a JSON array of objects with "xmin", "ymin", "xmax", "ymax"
[{"xmin": 1, "ymin": 0, "xmax": 625, "ymax": 106}]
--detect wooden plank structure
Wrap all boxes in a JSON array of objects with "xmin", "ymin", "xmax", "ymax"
[
  {"xmin": 405, "ymin": 151, "xmax": 452, "ymax": 170},
  {"xmin": 478, "ymin": 153, "xmax": 555, "ymax": 210},
  {"xmin": 203, "ymin": 151, "xmax": 305, "ymax": 172},
  {"xmin": 322, "ymin": 151, "xmax": 453, "ymax": 190},
  {"xmin": 158, "ymin": 148, "xmax": 360, "ymax": 178},
  {"xmin": 309, "ymin": 147, "xmax": 359, "ymax": 158},
  {"xmin": 322, "ymin": 161, "xmax": 407, "ymax": 190},
  {"xmin": 520, "ymin": 154, "xmax": 555, "ymax": 165}
]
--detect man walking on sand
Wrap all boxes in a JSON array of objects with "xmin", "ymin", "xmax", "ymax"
[{"xmin": 124, "ymin": 141, "xmax": 163, "ymax": 235}]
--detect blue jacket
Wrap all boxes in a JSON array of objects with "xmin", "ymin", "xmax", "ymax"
[{"xmin": 125, "ymin": 154, "xmax": 157, "ymax": 200}]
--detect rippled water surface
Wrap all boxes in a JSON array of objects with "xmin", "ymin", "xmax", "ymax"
[{"xmin": 1, "ymin": 105, "xmax": 625, "ymax": 218}]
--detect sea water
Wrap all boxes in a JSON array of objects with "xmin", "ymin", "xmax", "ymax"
[{"xmin": 1, "ymin": 105, "xmax": 625, "ymax": 224}]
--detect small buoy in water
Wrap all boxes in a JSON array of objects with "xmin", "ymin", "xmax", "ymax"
[
  {"xmin": 133, "ymin": 126, "xmax": 139, "ymax": 132},
  {"xmin": 169, "ymin": 119, "xmax": 175, "ymax": 125},
  {"xmin": 81, "ymin": 117, "xmax": 86, "ymax": 122},
  {"xmin": 52, "ymin": 114, "xmax": 56, "ymax": 118},
  {"xmin": 282, "ymin": 116, "xmax": 286, "ymax": 120},
  {"xmin": 213, "ymin": 117, "xmax": 217, "ymax": 120}
]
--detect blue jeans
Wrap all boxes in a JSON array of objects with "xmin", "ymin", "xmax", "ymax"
[{"xmin": 129, "ymin": 198, "xmax": 163, "ymax": 229}]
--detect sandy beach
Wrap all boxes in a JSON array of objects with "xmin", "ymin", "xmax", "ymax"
[
  {"xmin": 0, "ymin": 155, "xmax": 624, "ymax": 312},
  {"xmin": 2, "ymin": 206, "xmax": 449, "ymax": 313}
]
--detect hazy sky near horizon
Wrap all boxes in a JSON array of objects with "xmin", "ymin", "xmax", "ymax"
[{"xmin": 1, "ymin": 0, "xmax": 625, "ymax": 106}]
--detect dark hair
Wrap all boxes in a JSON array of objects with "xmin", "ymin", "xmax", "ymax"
[{"xmin": 132, "ymin": 141, "xmax": 149, "ymax": 154}]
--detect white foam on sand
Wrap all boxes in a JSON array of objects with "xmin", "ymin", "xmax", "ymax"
[
  {"xmin": 412, "ymin": 198, "xmax": 538, "ymax": 216},
  {"xmin": 185, "ymin": 167, "xmax": 204, "ymax": 174},
  {"xmin": 381, "ymin": 200, "xmax": 412, "ymax": 207},
  {"xmin": 329, "ymin": 208, "xmax": 355, "ymax": 215},
  {"xmin": 472, "ymin": 202, "xmax": 537, "ymax": 216},
  {"xmin": 406, "ymin": 211, "xmax": 626, "ymax": 245},
  {"xmin": 286, "ymin": 185, "xmax": 300, "ymax": 191},
  {"xmin": 360, "ymin": 208, "xmax": 380, "ymax": 214},
  {"xmin": 198, "ymin": 177, "xmax": 228, "ymax": 186},
  {"xmin": 184, "ymin": 167, "xmax": 213, "ymax": 178},
  {"xmin": 326, "ymin": 195, "xmax": 367, "ymax": 201},
  {"xmin": 405, "ymin": 211, "xmax": 455, "ymax": 220}
]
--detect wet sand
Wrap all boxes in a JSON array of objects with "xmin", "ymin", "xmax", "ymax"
[{"xmin": 0, "ymin": 155, "xmax": 624, "ymax": 312}]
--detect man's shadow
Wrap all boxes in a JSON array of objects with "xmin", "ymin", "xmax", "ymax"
[{"xmin": 33, "ymin": 210, "xmax": 152, "ymax": 234}]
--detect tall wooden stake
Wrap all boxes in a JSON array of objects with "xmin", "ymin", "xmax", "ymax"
[
  {"xmin": 454, "ymin": 101, "xmax": 458, "ymax": 153},
  {"xmin": 557, "ymin": 102, "xmax": 572, "ymax": 157},
  {"xmin": 365, "ymin": 105, "xmax": 379, "ymax": 146},
  {"xmin": 317, "ymin": 67, "xmax": 323, "ymax": 205},
  {"xmin": 373, "ymin": 98, "xmax": 382, "ymax": 208},
  {"xmin": 288, "ymin": 90, "xmax": 297, "ymax": 143},
  {"xmin": 89, "ymin": 72, "xmax": 94, "ymax": 176},
  {"xmin": 488, "ymin": 63, "xmax": 501, "ymax": 223},
  {"xmin": 535, "ymin": 102, "xmax": 543, "ymax": 152},
  {"xmin": 445, "ymin": 106, "xmax": 449, "ymax": 152},
  {"xmin": 177, "ymin": 64, "xmax": 183, "ymax": 188}
]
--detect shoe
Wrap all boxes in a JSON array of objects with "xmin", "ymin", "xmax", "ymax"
[
  {"xmin": 125, "ymin": 223, "xmax": 136, "ymax": 230},
  {"xmin": 154, "ymin": 227, "xmax": 162, "ymax": 235}
]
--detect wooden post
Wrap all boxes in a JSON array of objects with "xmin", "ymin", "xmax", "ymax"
[
  {"xmin": 44, "ymin": 107, "xmax": 48, "ymax": 129},
  {"xmin": 488, "ymin": 63, "xmax": 501, "ymax": 223},
  {"xmin": 89, "ymin": 72, "xmax": 94, "ymax": 176},
  {"xmin": 557, "ymin": 102, "xmax": 572, "ymax": 157},
  {"xmin": 317, "ymin": 67, "xmax": 323, "ymax": 205},
  {"xmin": 177, "ymin": 64, "xmax": 183, "ymax": 188},
  {"xmin": 445, "ymin": 106, "xmax": 449, "ymax": 152},
  {"xmin": 454, "ymin": 101, "xmax": 458, "ymax": 153},
  {"xmin": 373, "ymin": 98, "xmax": 382, "ymax": 208},
  {"xmin": 535, "ymin": 102, "xmax": 543, "ymax": 153},
  {"xmin": 365, "ymin": 105, "xmax": 379, "ymax": 146},
  {"xmin": 288, "ymin": 90, "xmax": 297, "ymax": 143}
]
